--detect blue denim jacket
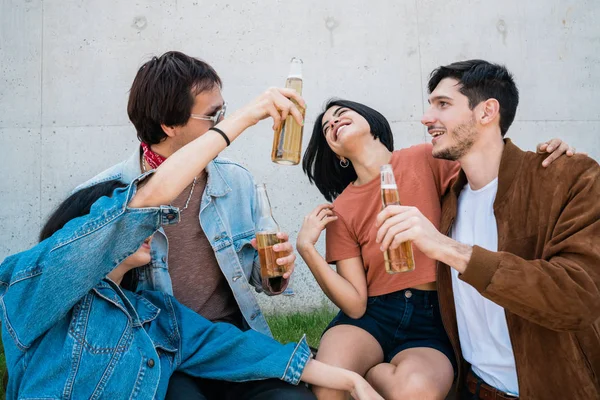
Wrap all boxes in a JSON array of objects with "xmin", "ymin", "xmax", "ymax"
[
  {"xmin": 0, "ymin": 175, "xmax": 310, "ymax": 399},
  {"xmin": 75, "ymin": 147, "xmax": 290, "ymax": 336}
]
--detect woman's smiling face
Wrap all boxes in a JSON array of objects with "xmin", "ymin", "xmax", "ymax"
[{"xmin": 321, "ymin": 105, "xmax": 371, "ymax": 153}]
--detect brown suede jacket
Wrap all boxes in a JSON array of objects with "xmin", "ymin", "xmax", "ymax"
[{"xmin": 438, "ymin": 139, "xmax": 600, "ymax": 399}]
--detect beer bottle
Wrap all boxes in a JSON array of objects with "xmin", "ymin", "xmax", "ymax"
[
  {"xmin": 255, "ymin": 183, "xmax": 288, "ymax": 293},
  {"xmin": 271, "ymin": 57, "xmax": 305, "ymax": 165},
  {"xmin": 380, "ymin": 164, "xmax": 415, "ymax": 273}
]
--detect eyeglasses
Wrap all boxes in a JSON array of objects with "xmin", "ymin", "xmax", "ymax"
[{"xmin": 190, "ymin": 102, "xmax": 227, "ymax": 125}]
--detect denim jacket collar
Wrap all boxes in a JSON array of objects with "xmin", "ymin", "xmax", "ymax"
[
  {"xmin": 93, "ymin": 279, "xmax": 162, "ymax": 327},
  {"xmin": 205, "ymin": 160, "xmax": 233, "ymax": 198}
]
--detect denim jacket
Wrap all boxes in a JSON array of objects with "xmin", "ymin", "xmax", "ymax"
[
  {"xmin": 0, "ymin": 175, "xmax": 310, "ymax": 399},
  {"xmin": 75, "ymin": 147, "xmax": 290, "ymax": 336}
]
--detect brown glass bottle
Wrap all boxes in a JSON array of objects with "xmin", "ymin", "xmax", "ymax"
[
  {"xmin": 380, "ymin": 164, "xmax": 415, "ymax": 273},
  {"xmin": 271, "ymin": 58, "xmax": 305, "ymax": 165},
  {"xmin": 255, "ymin": 184, "xmax": 288, "ymax": 293}
]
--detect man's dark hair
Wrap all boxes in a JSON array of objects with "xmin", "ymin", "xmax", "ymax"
[
  {"xmin": 302, "ymin": 99, "xmax": 394, "ymax": 202},
  {"xmin": 40, "ymin": 180, "xmax": 140, "ymax": 291},
  {"xmin": 128, "ymin": 51, "xmax": 222, "ymax": 145},
  {"xmin": 427, "ymin": 59, "xmax": 519, "ymax": 136}
]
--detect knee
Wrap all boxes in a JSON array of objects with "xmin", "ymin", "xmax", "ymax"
[
  {"xmin": 390, "ymin": 371, "xmax": 448, "ymax": 400},
  {"xmin": 365, "ymin": 363, "xmax": 385, "ymax": 385}
]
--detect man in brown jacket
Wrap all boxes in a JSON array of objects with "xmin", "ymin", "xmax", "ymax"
[{"xmin": 375, "ymin": 59, "xmax": 600, "ymax": 399}]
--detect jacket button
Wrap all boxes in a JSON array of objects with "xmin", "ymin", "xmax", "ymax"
[
  {"xmin": 162, "ymin": 256, "xmax": 167, "ymax": 263},
  {"xmin": 147, "ymin": 358, "xmax": 155, "ymax": 368}
]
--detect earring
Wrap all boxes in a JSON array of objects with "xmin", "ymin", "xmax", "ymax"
[{"xmin": 339, "ymin": 158, "xmax": 349, "ymax": 168}]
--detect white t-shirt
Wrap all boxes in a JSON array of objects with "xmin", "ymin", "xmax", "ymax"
[{"xmin": 450, "ymin": 178, "xmax": 519, "ymax": 395}]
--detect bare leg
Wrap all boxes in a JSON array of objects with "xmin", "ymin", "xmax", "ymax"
[
  {"xmin": 365, "ymin": 347, "xmax": 453, "ymax": 400},
  {"xmin": 312, "ymin": 325, "xmax": 384, "ymax": 400}
]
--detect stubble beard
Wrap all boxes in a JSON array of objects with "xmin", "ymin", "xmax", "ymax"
[{"xmin": 432, "ymin": 116, "xmax": 477, "ymax": 161}]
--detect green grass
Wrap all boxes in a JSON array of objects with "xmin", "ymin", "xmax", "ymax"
[
  {"xmin": 0, "ymin": 309, "xmax": 335, "ymax": 399},
  {"xmin": 267, "ymin": 308, "xmax": 337, "ymax": 349}
]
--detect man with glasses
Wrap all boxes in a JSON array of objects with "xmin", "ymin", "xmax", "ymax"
[
  {"xmin": 76, "ymin": 51, "xmax": 315, "ymax": 400},
  {"xmin": 191, "ymin": 102, "xmax": 227, "ymax": 124}
]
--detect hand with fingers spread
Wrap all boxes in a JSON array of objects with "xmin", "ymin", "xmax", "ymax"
[
  {"xmin": 536, "ymin": 138, "xmax": 586, "ymax": 167},
  {"xmin": 297, "ymin": 204, "xmax": 338, "ymax": 252},
  {"xmin": 251, "ymin": 232, "xmax": 296, "ymax": 280},
  {"xmin": 235, "ymin": 87, "xmax": 306, "ymax": 131}
]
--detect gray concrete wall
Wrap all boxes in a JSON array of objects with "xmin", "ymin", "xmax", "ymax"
[{"xmin": 1, "ymin": 0, "xmax": 599, "ymax": 314}]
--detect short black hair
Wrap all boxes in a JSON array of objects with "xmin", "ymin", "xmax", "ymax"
[
  {"xmin": 40, "ymin": 181, "xmax": 140, "ymax": 291},
  {"xmin": 128, "ymin": 51, "xmax": 222, "ymax": 145},
  {"xmin": 302, "ymin": 99, "xmax": 394, "ymax": 202},
  {"xmin": 427, "ymin": 59, "xmax": 519, "ymax": 136}
]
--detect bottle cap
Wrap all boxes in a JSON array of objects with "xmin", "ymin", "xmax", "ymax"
[{"xmin": 288, "ymin": 57, "xmax": 303, "ymax": 79}]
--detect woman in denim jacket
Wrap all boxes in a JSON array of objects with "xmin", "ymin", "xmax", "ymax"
[{"xmin": 0, "ymin": 90, "xmax": 383, "ymax": 400}]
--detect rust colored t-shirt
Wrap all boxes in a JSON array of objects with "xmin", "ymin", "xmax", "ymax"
[
  {"xmin": 326, "ymin": 143, "xmax": 460, "ymax": 296},
  {"xmin": 163, "ymin": 172, "xmax": 241, "ymax": 324}
]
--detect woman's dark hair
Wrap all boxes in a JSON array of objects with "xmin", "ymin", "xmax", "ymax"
[
  {"xmin": 128, "ymin": 51, "xmax": 222, "ymax": 145},
  {"xmin": 40, "ymin": 180, "xmax": 140, "ymax": 291},
  {"xmin": 302, "ymin": 99, "xmax": 394, "ymax": 202}
]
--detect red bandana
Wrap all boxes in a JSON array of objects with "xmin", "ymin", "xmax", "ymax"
[{"xmin": 141, "ymin": 142, "xmax": 166, "ymax": 170}]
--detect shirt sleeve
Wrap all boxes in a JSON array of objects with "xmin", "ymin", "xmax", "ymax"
[
  {"xmin": 325, "ymin": 211, "xmax": 361, "ymax": 264},
  {"xmin": 423, "ymin": 143, "xmax": 461, "ymax": 197},
  {"xmin": 0, "ymin": 172, "xmax": 179, "ymax": 350},
  {"xmin": 166, "ymin": 292, "xmax": 311, "ymax": 384}
]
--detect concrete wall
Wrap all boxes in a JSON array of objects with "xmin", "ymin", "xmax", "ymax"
[{"xmin": 1, "ymin": 0, "xmax": 599, "ymax": 314}]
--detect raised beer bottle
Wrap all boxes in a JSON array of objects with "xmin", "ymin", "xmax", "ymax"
[
  {"xmin": 380, "ymin": 164, "xmax": 415, "ymax": 273},
  {"xmin": 255, "ymin": 183, "xmax": 288, "ymax": 293},
  {"xmin": 271, "ymin": 57, "xmax": 305, "ymax": 165}
]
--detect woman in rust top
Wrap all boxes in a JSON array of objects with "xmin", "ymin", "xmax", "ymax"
[{"xmin": 297, "ymin": 99, "xmax": 571, "ymax": 400}]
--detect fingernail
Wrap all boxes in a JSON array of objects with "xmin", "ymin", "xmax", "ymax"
[{"xmin": 547, "ymin": 146, "xmax": 553, "ymax": 151}]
